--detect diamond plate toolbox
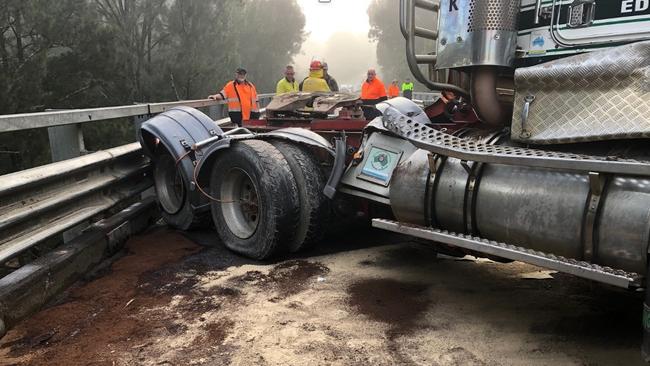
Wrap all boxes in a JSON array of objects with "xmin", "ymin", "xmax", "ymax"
[{"xmin": 511, "ymin": 41, "xmax": 650, "ymax": 145}]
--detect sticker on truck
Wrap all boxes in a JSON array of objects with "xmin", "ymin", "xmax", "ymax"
[{"xmin": 359, "ymin": 146, "xmax": 402, "ymax": 186}]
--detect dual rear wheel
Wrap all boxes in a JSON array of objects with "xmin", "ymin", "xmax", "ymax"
[
  {"xmin": 153, "ymin": 139, "xmax": 329, "ymax": 260},
  {"xmin": 209, "ymin": 139, "xmax": 328, "ymax": 259}
]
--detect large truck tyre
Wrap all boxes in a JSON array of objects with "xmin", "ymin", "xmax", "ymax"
[
  {"xmin": 209, "ymin": 140, "xmax": 299, "ymax": 259},
  {"xmin": 153, "ymin": 151, "xmax": 206, "ymax": 230},
  {"xmin": 271, "ymin": 141, "xmax": 329, "ymax": 252}
]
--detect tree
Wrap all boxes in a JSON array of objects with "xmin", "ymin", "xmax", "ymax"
[
  {"xmin": 0, "ymin": 0, "xmax": 86, "ymax": 113},
  {"xmin": 160, "ymin": 0, "xmax": 241, "ymax": 100},
  {"xmin": 94, "ymin": 0, "xmax": 168, "ymax": 102},
  {"xmin": 0, "ymin": 0, "xmax": 308, "ymax": 173},
  {"xmin": 0, "ymin": 0, "xmax": 307, "ymax": 111},
  {"xmin": 367, "ymin": 0, "xmax": 434, "ymax": 90},
  {"xmin": 235, "ymin": 0, "xmax": 306, "ymax": 93},
  {"xmin": 0, "ymin": 0, "xmax": 105, "ymax": 172}
]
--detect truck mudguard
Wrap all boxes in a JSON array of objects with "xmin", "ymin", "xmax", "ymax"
[
  {"xmin": 194, "ymin": 127, "xmax": 334, "ymax": 190},
  {"xmin": 139, "ymin": 106, "xmax": 222, "ymax": 184},
  {"xmin": 141, "ymin": 107, "xmax": 340, "ymax": 218},
  {"xmin": 140, "ymin": 106, "xmax": 224, "ymax": 217},
  {"xmin": 257, "ymin": 127, "xmax": 334, "ymax": 155}
]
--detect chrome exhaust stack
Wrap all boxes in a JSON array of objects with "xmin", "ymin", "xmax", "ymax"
[{"xmin": 400, "ymin": 0, "xmax": 520, "ymax": 126}]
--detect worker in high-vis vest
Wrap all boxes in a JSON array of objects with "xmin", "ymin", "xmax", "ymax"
[
  {"xmin": 361, "ymin": 68, "xmax": 387, "ymax": 102},
  {"xmin": 387, "ymin": 79, "xmax": 400, "ymax": 98},
  {"xmin": 401, "ymin": 78, "xmax": 414, "ymax": 100},
  {"xmin": 300, "ymin": 60, "xmax": 331, "ymax": 92},
  {"xmin": 208, "ymin": 68, "xmax": 260, "ymax": 127},
  {"xmin": 360, "ymin": 68, "xmax": 388, "ymax": 120},
  {"xmin": 276, "ymin": 65, "xmax": 299, "ymax": 94}
]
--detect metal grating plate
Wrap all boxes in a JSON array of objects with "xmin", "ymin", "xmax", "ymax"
[
  {"xmin": 468, "ymin": 0, "xmax": 519, "ymax": 32},
  {"xmin": 380, "ymin": 103, "xmax": 650, "ymax": 176},
  {"xmin": 373, "ymin": 219, "xmax": 642, "ymax": 289}
]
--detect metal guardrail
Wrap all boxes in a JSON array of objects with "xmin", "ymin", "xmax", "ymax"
[
  {"xmin": 0, "ymin": 143, "xmax": 150, "ymax": 263},
  {"xmin": 0, "ymin": 94, "xmax": 274, "ymax": 268},
  {"xmin": 0, "ymin": 95, "xmax": 275, "ymax": 132},
  {"xmin": 0, "ymin": 91, "xmax": 430, "ymax": 134}
]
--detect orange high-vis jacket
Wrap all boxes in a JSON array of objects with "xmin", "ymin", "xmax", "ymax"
[
  {"xmin": 220, "ymin": 80, "xmax": 260, "ymax": 120},
  {"xmin": 388, "ymin": 84, "xmax": 400, "ymax": 98},
  {"xmin": 361, "ymin": 77, "xmax": 387, "ymax": 100}
]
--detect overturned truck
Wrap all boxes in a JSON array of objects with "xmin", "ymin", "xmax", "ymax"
[{"xmin": 140, "ymin": 0, "xmax": 650, "ymax": 360}]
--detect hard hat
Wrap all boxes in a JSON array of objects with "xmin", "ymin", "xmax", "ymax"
[
  {"xmin": 309, "ymin": 60, "xmax": 323, "ymax": 71},
  {"xmin": 235, "ymin": 67, "xmax": 247, "ymax": 74}
]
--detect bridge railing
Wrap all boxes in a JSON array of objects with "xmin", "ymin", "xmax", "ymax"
[
  {"xmin": 0, "ymin": 94, "xmax": 275, "ymax": 162},
  {"xmin": 0, "ymin": 94, "xmax": 274, "ymax": 277}
]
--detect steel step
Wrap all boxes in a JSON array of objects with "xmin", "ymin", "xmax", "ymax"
[
  {"xmin": 372, "ymin": 219, "xmax": 643, "ymax": 289},
  {"xmin": 381, "ymin": 111, "xmax": 650, "ymax": 176}
]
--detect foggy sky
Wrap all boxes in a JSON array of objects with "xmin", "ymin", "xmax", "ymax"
[
  {"xmin": 293, "ymin": 0, "xmax": 380, "ymax": 88},
  {"xmin": 293, "ymin": 32, "xmax": 378, "ymax": 89}
]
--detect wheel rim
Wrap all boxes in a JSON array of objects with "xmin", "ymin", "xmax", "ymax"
[
  {"xmin": 220, "ymin": 168, "xmax": 260, "ymax": 239},
  {"xmin": 154, "ymin": 154, "xmax": 185, "ymax": 215}
]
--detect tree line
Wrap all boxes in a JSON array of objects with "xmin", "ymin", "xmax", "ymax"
[
  {"xmin": 367, "ymin": 0, "xmax": 434, "ymax": 90},
  {"xmin": 0, "ymin": 0, "xmax": 305, "ymax": 173},
  {"xmin": 0, "ymin": 0, "xmax": 306, "ymax": 114}
]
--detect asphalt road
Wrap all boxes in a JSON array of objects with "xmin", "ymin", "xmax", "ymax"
[{"xmin": 0, "ymin": 224, "xmax": 645, "ymax": 366}]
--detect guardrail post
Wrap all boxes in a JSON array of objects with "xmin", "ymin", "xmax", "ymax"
[
  {"xmin": 47, "ymin": 123, "xmax": 87, "ymax": 243},
  {"xmin": 208, "ymin": 104, "xmax": 225, "ymax": 120},
  {"xmin": 132, "ymin": 113, "xmax": 157, "ymax": 201},
  {"xmin": 133, "ymin": 113, "xmax": 150, "ymax": 142},
  {"xmin": 47, "ymin": 123, "xmax": 85, "ymax": 162}
]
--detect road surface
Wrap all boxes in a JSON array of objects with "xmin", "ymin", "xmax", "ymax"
[{"xmin": 0, "ymin": 224, "xmax": 644, "ymax": 365}]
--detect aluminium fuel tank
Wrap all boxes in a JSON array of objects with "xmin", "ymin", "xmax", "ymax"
[
  {"xmin": 388, "ymin": 133, "xmax": 650, "ymax": 274},
  {"xmin": 474, "ymin": 163, "xmax": 650, "ymax": 273},
  {"xmin": 474, "ymin": 164, "xmax": 589, "ymax": 260}
]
